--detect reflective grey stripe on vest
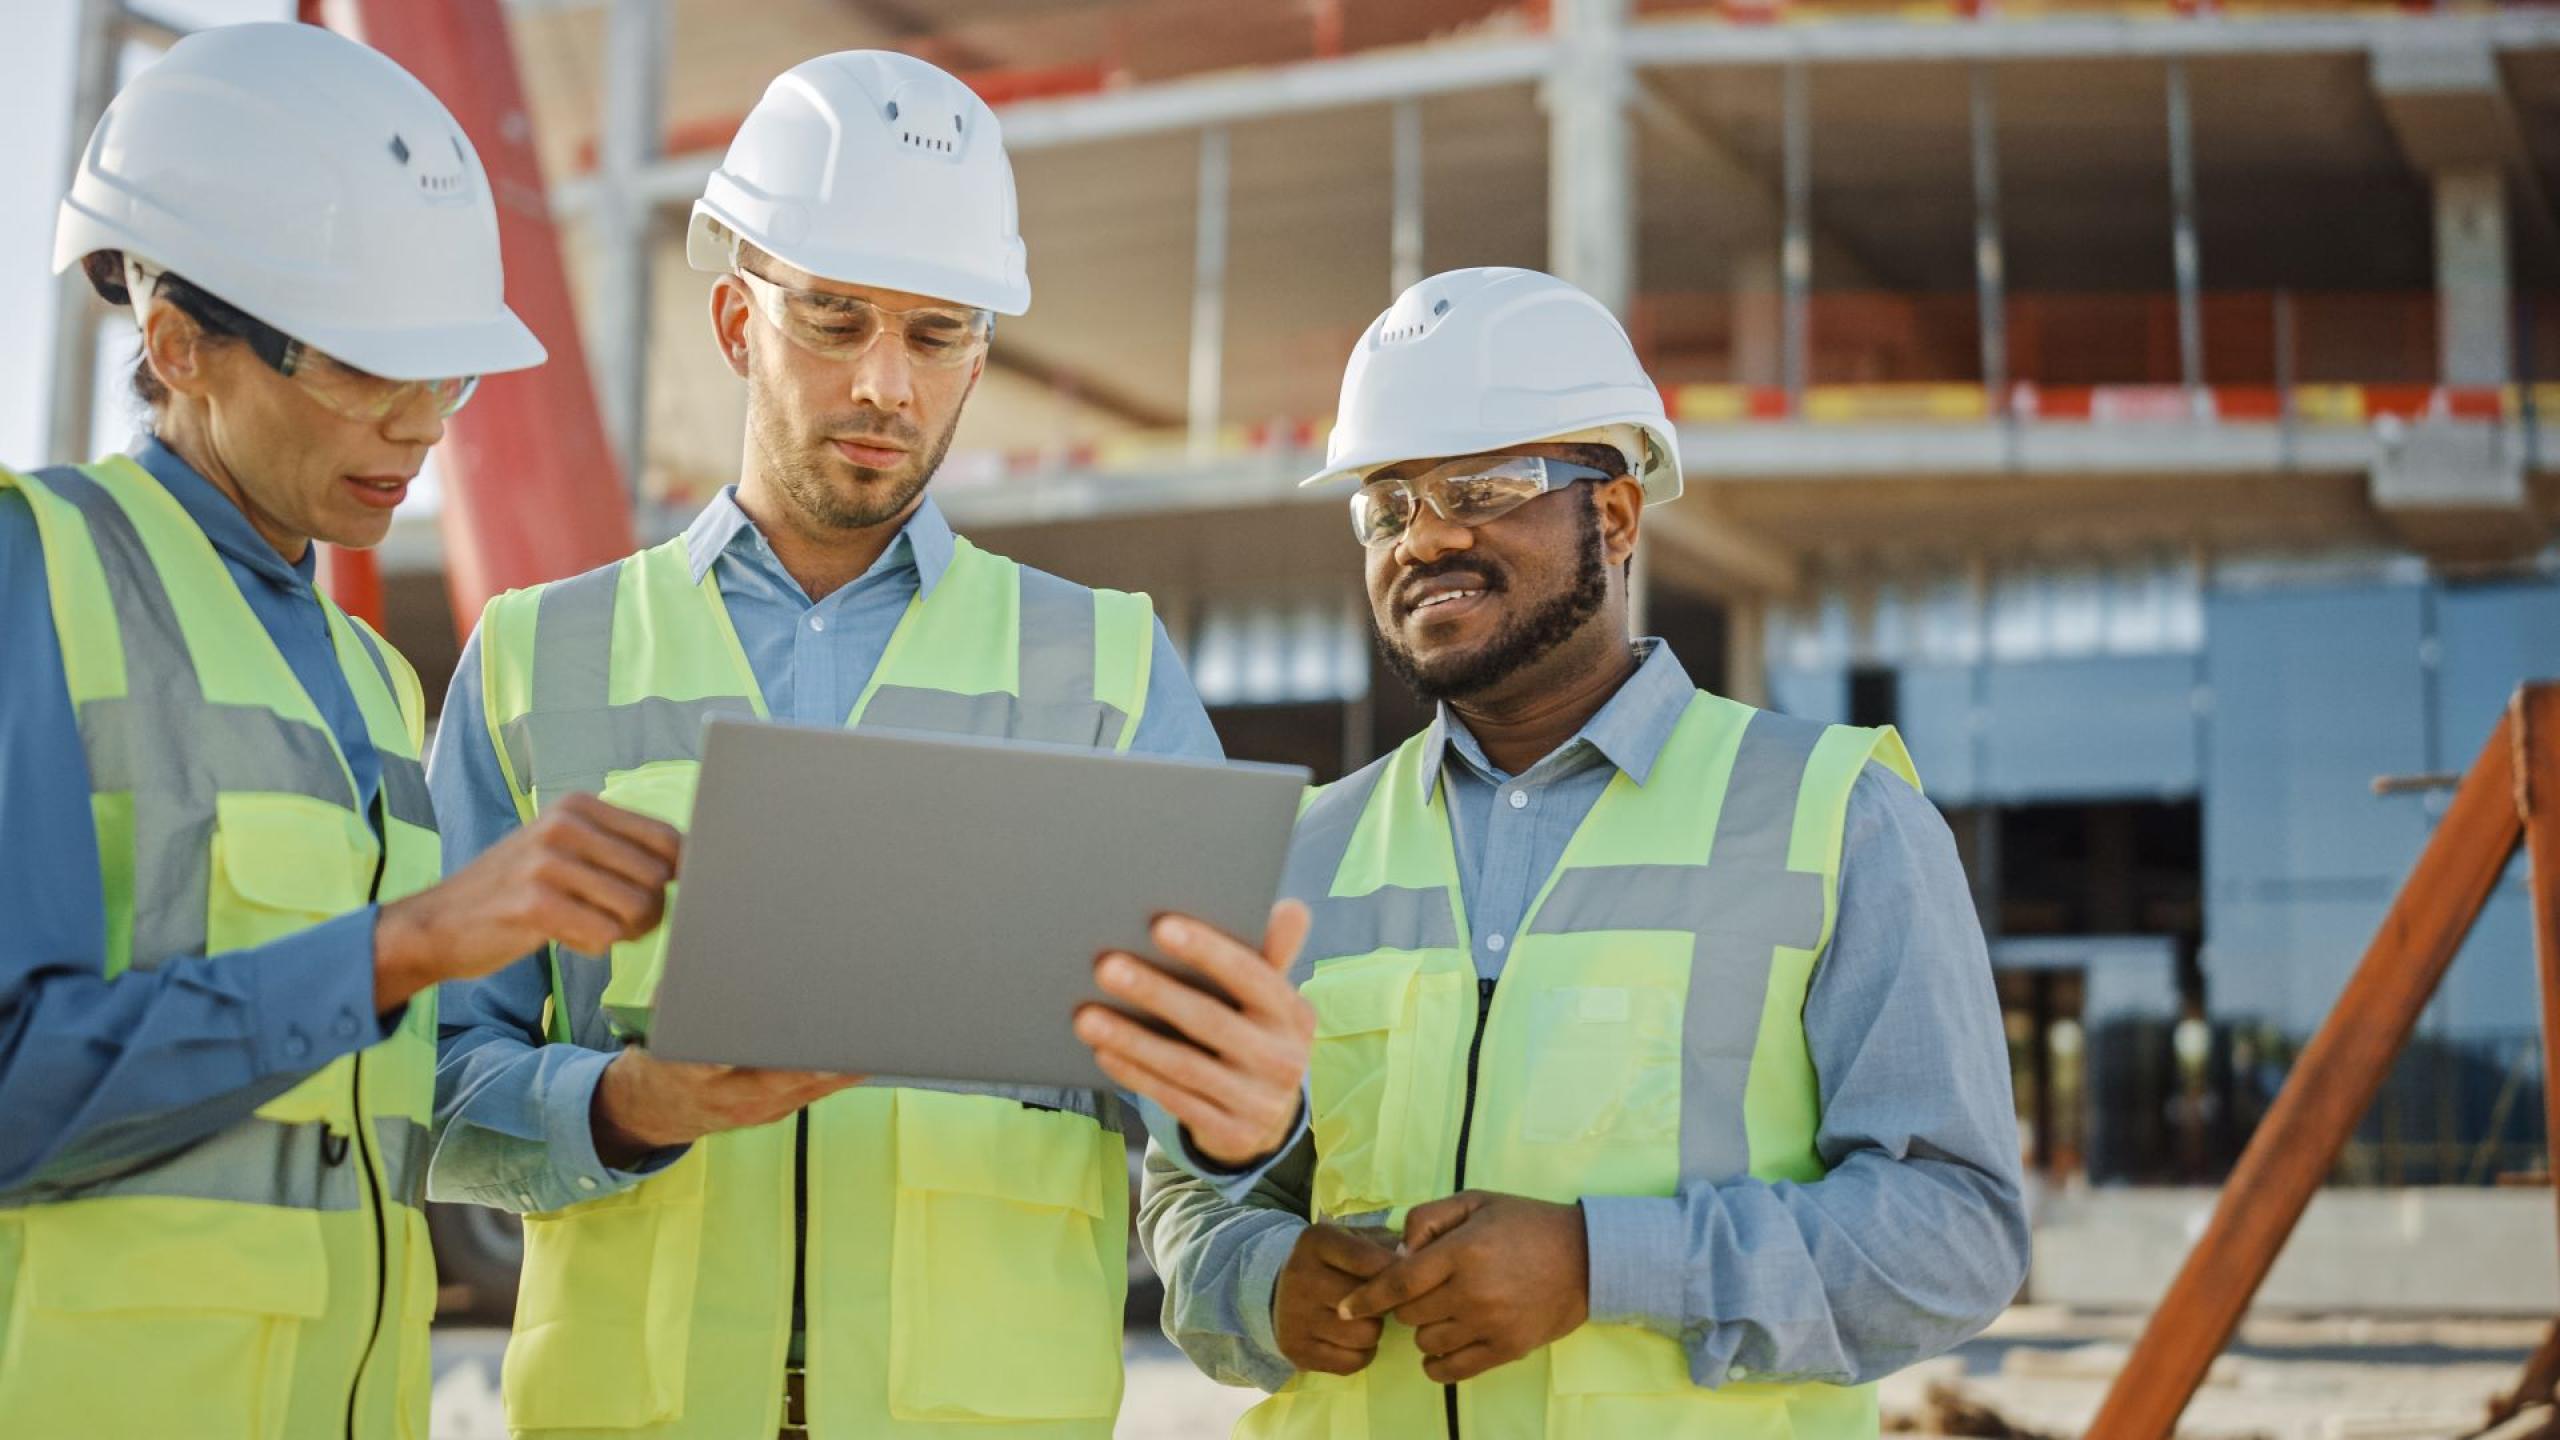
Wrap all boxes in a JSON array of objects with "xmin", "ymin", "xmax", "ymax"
[
  {"xmin": 500, "ymin": 558, "xmax": 1130, "ymax": 798},
  {"xmin": 495, "ymin": 560, "xmax": 765, "ymax": 800},
  {"xmin": 41, "ymin": 468, "xmax": 366, "ymax": 969},
  {"xmin": 372, "ymin": 1111, "xmax": 436, "ymax": 1211},
  {"xmin": 0, "ymin": 1116, "xmax": 362, "ymax": 1212},
  {"xmin": 1525, "ymin": 710, "xmax": 1827, "ymax": 1185},
  {"xmin": 862, "ymin": 568, "xmax": 1127, "ymax": 746},
  {"xmin": 1283, "ymin": 755, "xmax": 1451, "ymax": 984},
  {"xmin": 343, "ymin": 619, "xmax": 439, "ymax": 835}
]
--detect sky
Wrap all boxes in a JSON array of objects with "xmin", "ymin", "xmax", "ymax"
[{"xmin": 1, "ymin": 0, "xmax": 289, "ymax": 466}]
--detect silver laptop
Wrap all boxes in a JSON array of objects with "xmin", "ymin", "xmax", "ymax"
[{"xmin": 645, "ymin": 717, "xmax": 1311, "ymax": 1090}]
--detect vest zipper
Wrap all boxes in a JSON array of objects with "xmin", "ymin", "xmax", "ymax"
[
  {"xmin": 790, "ymin": 1109, "xmax": 810, "ymax": 1379},
  {"xmin": 1442, "ymin": 975, "xmax": 1498, "ymax": 1440},
  {"xmin": 340, "ymin": 1058, "xmax": 388, "ymax": 1440}
]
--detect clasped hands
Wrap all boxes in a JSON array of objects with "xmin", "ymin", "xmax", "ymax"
[{"xmin": 1274, "ymin": 1191, "xmax": 1590, "ymax": 1384}]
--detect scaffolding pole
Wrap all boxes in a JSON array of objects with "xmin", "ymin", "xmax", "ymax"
[
  {"xmin": 2166, "ymin": 59, "xmax": 2206, "ymax": 417},
  {"xmin": 1782, "ymin": 61, "xmax": 1812, "ymax": 414},
  {"xmin": 46, "ymin": 0, "xmax": 126, "ymax": 465},
  {"xmin": 1187, "ymin": 126, "xmax": 1230, "ymax": 461},
  {"xmin": 591, "ymin": 0, "xmax": 668, "ymax": 499},
  {"xmin": 1390, "ymin": 97, "xmax": 1425, "ymax": 297}
]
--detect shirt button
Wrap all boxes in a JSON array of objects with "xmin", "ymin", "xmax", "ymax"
[
  {"xmin": 576, "ymin": 1176, "xmax": 599, "ymax": 1191},
  {"xmin": 282, "ymin": 1030, "xmax": 311, "ymax": 1062},
  {"xmin": 808, "ymin": 615, "xmax": 827, "ymax": 632},
  {"xmin": 1507, "ymin": 789, "xmax": 1529, "ymax": 810},
  {"xmin": 333, "ymin": 1010, "xmax": 361, "ymax": 1041},
  {"xmin": 1486, "ymin": 934, "xmax": 1506, "ymax": 953},
  {"xmin": 1729, "ymin": 1365, "xmax": 1751, "ymax": 1382}
]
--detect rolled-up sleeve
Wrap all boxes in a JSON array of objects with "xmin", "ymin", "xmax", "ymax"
[
  {"xmin": 424, "ymin": 626, "xmax": 678, "ymax": 1214},
  {"xmin": 1138, "ymin": 1128, "xmax": 1316, "ymax": 1392},
  {"xmin": 1580, "ymin": 763, "xmax": 2030, "ymax": 1387}
]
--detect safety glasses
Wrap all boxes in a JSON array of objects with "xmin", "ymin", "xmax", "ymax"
[
  {"xmin": 127, "ymin": 263, "xmax": 478, "ymax": 422},
  {"xmin": 260, "ymin": 340, "xmax": 479, "ymax": 422},
  {"xmin": 733, "ymin": 268, "xmax": 992, "ymax": 370},
  {"xmin": 1349, "ymin": 455, "xmax": 1617, "ymax": 548}
]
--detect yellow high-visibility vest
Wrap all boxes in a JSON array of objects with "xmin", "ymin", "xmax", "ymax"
[
  {"xmin": 0, "ymin": 456, "xmax": 444, "ymax": 1440},
  {"xmin": 476, "ymin": 532, "xmax": 1158, "ymax": 1437},
  {"xmin": 1246, "ymin": 694, "xmax": 1917, "ymax": 1440}
]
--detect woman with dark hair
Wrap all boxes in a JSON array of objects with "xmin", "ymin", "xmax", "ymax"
[{"xmin": 0, "ymin": 22, "xmax": 681, "ymax": 1437}]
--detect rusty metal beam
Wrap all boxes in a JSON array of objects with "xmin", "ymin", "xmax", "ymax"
[
  {"xmin": 2522, "ymin": 686, "xmax": 2560, "ymax": 1279},
  {"xmin": 2084, "ymin": 687, "xmax": 2541, "ymax": 1440},
  {"xmin": 986, "ymin": 344, "xmax": 1183, "ymax": 432}
]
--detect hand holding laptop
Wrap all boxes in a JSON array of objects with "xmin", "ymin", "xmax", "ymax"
[
  {"xmin": 592, "ymin": 1051, "xmax": 864, "ymax": 1166},
  {"xmin": 1074, "ymin": 900, "xmax": 1315, "ymax": 1168}
]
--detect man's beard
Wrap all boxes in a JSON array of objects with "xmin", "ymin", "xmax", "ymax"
[
  {"xmin": 1373, "ymin": 488, "xmax": 1609, "ymax": 704},
  {"xmin": 754, "ymin": 394, "xmax": 961, "ymax": 532}
]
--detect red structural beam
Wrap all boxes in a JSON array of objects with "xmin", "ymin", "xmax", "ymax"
[{"xmin": 308, "ymin": 0, "xmax": 637, "ymax": 638}]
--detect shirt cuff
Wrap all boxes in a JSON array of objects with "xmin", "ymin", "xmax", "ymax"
[
  {"xmin": 1176, "ymin": 1090, "xmax": 1310, "ymax": 1202},
  {"xmin": 246, "ymin": 907, "xmax": 395, "ymax": 1077},
  {"xmin": 543, "ymin": 1046, "xmax": 684, "ymax": 1207},
  {"xmin": 1581, "ymin": 1193, "xmax": 1688, "ymax": 1333}
]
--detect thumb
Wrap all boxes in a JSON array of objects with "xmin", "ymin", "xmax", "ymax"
[
  {"xmin": 1262, "ymin": 899, "xmax": 1311, "ymax": 974},
  {"xmin": 1402, "ymin": 1191, "xmax": 1485, "ymax": 1252}
]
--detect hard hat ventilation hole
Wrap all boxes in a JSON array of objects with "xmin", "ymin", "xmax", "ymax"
[
  {"xmin": 1432, "ymin": 298, "xmax": 1451, "ymax": 316},
  {"xmin": 886, "ymin": 101, "xmax": 900, "ymax": 120},
  {"xmin": 389, "ymin": 134, "xmax": 410, "ymax": 165}
]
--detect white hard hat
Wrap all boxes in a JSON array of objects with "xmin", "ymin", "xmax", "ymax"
[
  {"xmin": 52, "ymin": 22, "xmax": 544, "ymax": 382},
  {"xmin": 1302, "ymin": 267, "xmax": 1681, "ymax": 505},
  {"xmin": 688, "ymin": 51, "xmax": 1030, "ymax": 316}
]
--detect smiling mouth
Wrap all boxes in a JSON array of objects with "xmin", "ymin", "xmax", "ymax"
[{"xmin": 1409, "ymin": 588, "xmax": 1484, "ymax": 614}]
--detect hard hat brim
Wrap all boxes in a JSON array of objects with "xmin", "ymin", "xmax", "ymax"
[
  {"xmin": 1301, "ymin": 417, "xmax": 1685, "ymax": 507},
  {"xmin": 686, "ymin": 202, "xmax": 1031, "ymax": 317}
]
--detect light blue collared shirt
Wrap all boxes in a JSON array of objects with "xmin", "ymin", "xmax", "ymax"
[
  {"xmin": 1140, "ymin": 640, "xmax": 2030, "ymax": 1392},
  {"xmin": 0, "ymin": 439, "xmax": 394, "ymax": 1198},
  {"xmin": 427, "ymin": 489, "xmax": 1276, "ymax": 1218}
]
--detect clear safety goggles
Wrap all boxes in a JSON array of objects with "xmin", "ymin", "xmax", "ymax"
[
  {"xmin": 733, "ymin": 268, "xmax": 992, "ymax": 370},
  {"xmin": 1349, "ymin": 455, "xmax": 1618, "ymax": 548},
  {"xmin": 125, "ymin": 261, "xmax": 479, "ymax": 422}
]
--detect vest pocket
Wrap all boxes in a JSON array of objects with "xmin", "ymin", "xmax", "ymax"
[
  {"xmin": 1545, "ymin": 1326, "xmax": 1797, "ymax": 1440},
  {"xmin": 503, "ymin": 1146, "xmax": 708, "ymax": 1430},
  {"xmin": 207, "ymin": 790, "xmax": 373, "ymax": 952},
  {"xmin": 1517, "ymin": 980, "xmax": 1684, "ymax": 1147},
  {"xmin": 592, "ymin": 763, "xmax": 701, "ymax": 1042},
  {"xmin": 886, "ymin": 1089, "xmax": 1123, "ymax": 1421},
  {"xmin": 0, "ymin": 1196, "xmax": 327, "ymax": 1440},
  {"xmin": 1304, "ymin": 953, "xmax": 1472, "ymax": 1220}
]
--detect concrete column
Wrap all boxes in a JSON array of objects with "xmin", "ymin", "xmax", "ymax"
[
  {"xmin": 593, "ymin": 0, "xmax": 668, "ymax": 496},
  {"xmin": 1545, "ymin": 0, "xmax": 1634, "ymax": 318},
  {"xmin": 1724, "ymin": 597, "xmax": 1770, "ymax": 708},
  {"xmin": 1782, "ymin": 62, "xmax": 1812, "ymax": 411},
  {"xmin": 1188, "ymin": 126, "xmax": 1231, "ymax": 460},
  {"xmin": 2435, "ymin": 165, "xmax": 2511, "ymax": 387},
  {"xmin": 1390, "ymin": 99, "xmax": 1424, "ymax": 298},
  {"xmin": 47, "ymin": 0, "xmax": 123, "ymax": 464},
  {"xmin": 1730, "ymin": 246, "xmax": 1783, "ymax": 389}
]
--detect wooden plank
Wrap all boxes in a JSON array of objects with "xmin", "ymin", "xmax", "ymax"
[{"xmin": 2084, "ymin": 702, "xmax": 2529, "ymax": 1440}]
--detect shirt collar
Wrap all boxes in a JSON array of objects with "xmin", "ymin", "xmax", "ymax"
[
  {"xmin": 1418, "ymin": 638, "xmax": 1696, "ymax": 803},
  {"xmin": 682, "ymin": 486, "xmax": 956, "ymax": 599},
  {"xmin": 131, "ymin": 437, "xmax": 316, "ymax": 591}
]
